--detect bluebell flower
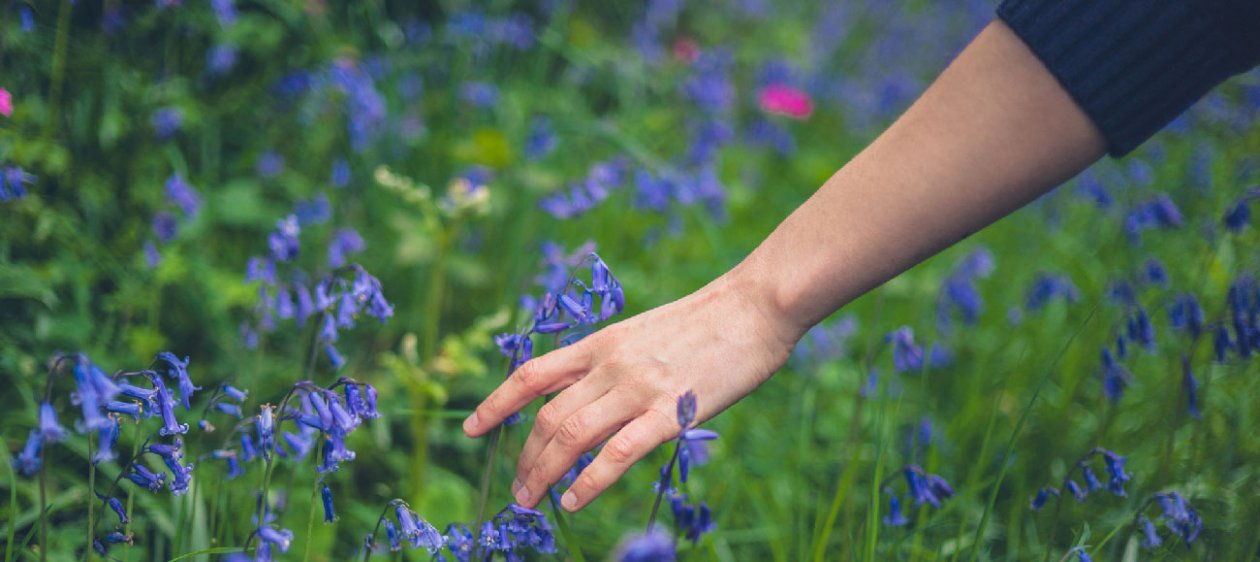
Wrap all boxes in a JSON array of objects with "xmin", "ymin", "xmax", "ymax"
[
  {"xmin": 99, "ymin": 493, "xmax": 129, "ymax": 524},
  {"xmin": 678, "ymin": 429, "xmax": 718, "ymax": 483},
  {"xmin": 162, "ymin": 454, "xmax": 194, "ymax": 495},
  {"xmin": 937, "ymin": 247, "xmax": 994, "ymax": 330},
  {"xmin": 1108, "ymin": 282, "xmax": 1136, "ymax": 307},
  {"xmin": 95, "ymin": 416, "xmax": 120, "ymax": 464},
  {"xmin": 1168, "ymin": 294, "xmax": 1205, "ymax": 339},
  {"xmin": 331, "ymin": 159, "xmax": 352, "ymax": 188},
  {"xmin": 1125, "ymin": 194, "xmax": 1184, "ymax": 244},
  {"xmin": 676, "ymin": 391, "xmax": 697, "ymax": 430},
  {"xmin": 12, "ymin": 430, "xmax": 42, "ymax": 477},
  {"xmin": 887, "ymin": 327, "xmax": 924, "ymax": 373},
  {"xmin": 157, "ymin": 352, "xmax": 199, "ymax": 410},
  {"xmin": 328, "ymin": 228, "xmax": 365, "ymax": 268},
  {"xmin": 322, "ymin": 485, "xmax": 337, "ymax": 522},
  {"xmin": 258, "ymin": 526, "xmax": 294, "ymax": 553},
  {"xmin": 1102, "ymin": 450, "xmax": 1130, "ymax": 496},
  {"xmin": 443, "ymin": 524, "xmax": 474, "ymax": 561},
  {"xmin": 746, "ymin": 118, "xmax": 796, "ymax": 155},
  {"xmin": 257, "ymin": 405, "xmax": 276, "ymax": 460},
  {"xmin": 1140, "ymin": 516, "xmax": 1162, "ymax": 548},
  {"xmin": 1127, "ymin": 309, "xmax": 1156, "ymax": 351},
  {"xmin": 107, "ymin": 400, "xmax": 144, "ymax": 420},
  {"xmin": 1143, "ymin": 259, "xmax": 1169, "ymax": 286},
  {"xmin": 1065, "ymin": 480, "xmax": 1087, "ymax": 502},
  {"xmin": 240, "ymin": 433, "xmax": 259, "ymax": 462},
  {"xmin": 267, "ymin": 215, "xmax": 301, "ymax": 262},
  {"xmin": 73, "ymin": 356, "xmax": 122, "ymax": 430},
  {"xmin": 1183, "ymin": 359, "xmax": 1202, "ymax": 419},
  {"xmin": 149, "ymin": 373, "xmax": 188, "ymax": 436},
  {"xmin": 38, "ymin": 402, "xmax": 67, "ymax": 443},
  {"xmin": 1068, "ymin": 546, "xmax": 1092, "ymax": 562},
  {"xmin": 325, "ymin": 344, "xmax": 346, "ymax": 370},
  {"xmin": 1100, "ymin": 348, "xmax": 1131, "ymax": 402},
  {"xmin": 394, "ymin": 505, "xmax": 444, "ymax": 554},
  {"xmin": 1025, "ymin": 273, "xmax": 1080, "ymax": 311},
  {"xmin": 295, "ymin": 194, "xmax": 330, "ymax": 225},
  {"xmin": 681, "ymin": 50, "xmax": 734, "ymax": 113},
  {"xmin": 459, "ymin": 81, "xmax": 498, "ymax": 108},
  {"xmin": 165, "ymin": 173, "xmax": 200, "ymax": 218},
  {"xmin": 207, "ymin": 44, "xmax": 238, "ymax": 76},
  {"xmin": 1214, "ymin": 324, "xmax": 1232, "ymax": 362},
  {"xmin": 384, "ymin": 519, "xmax": 402, "ymax": 551},
  {"xmin": 127, "ymin": 463, "xmax": 166, "ymax": 492},
  {"xmin": 1153, "ymin": 491, "xmax": 1203, "ymax": 546},
  {"xmin": 1082, "ymin": 467, "xmax": 1102, "ymax": 492},
  {"xmin": 1224, "ymin": 198, "xmax": 1251, "ymax": 231},
  {"xmin": 614, "ymin": 528, "xmax": 675, "ymax": 561},
  {"xmin": 882, "ymin": 494, "xmax": 909, "ymax": 527},
  {"xmin": 212, "ymin": 0, "xmax": 237, "ymax": 28},
  {"xmin": 669, "ymin": 495, "xmax": 715, "ymax": 544},
  {"xmin": 1030, "ymin": 487, "xmax": 1059, "ymax": 511},
  {"xmin": 525, "ymin": 116, "xmax": 556, "ymax": 160},
  {"xmin": 223, "ymin": 384, "xmax": 249, "ymax": 402},
  {"xmin": 19, "ymin": 6, "xmax": 34, "ymax": 31},
  {"xmin": 153, "ymin": 108, "xmax": 183, "ymax": 140},
  {"xmin": 153, "ymin": 212, "xmax": 178, "ymax": 243},
  {"xmin": 246, "ymin": 257, "xmax": 276, "ymax": 285}
]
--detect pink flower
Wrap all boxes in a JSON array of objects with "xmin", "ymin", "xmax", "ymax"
[
  {"xmin": 672, "ymin": 38, "xmax": 700, "ymax": 64},
  {"xmin": 757, "ymin": 84, "xmax": 813, "ymax": 120},
  {"xmin": 0, "ymin": 88, "xmax": 12, "ymax": 118}
]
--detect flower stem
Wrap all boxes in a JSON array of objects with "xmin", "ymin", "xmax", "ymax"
[
  {"xmin": 86, "ymin": 434, "xmax": 96, "ymax": 562},
  {"xmin": 471, "ymin": 425, "xmax": 504, "ymax": 550},
  {"xmin": 646, "ymin": 440, "xmax": 682, "ymax": 531}
]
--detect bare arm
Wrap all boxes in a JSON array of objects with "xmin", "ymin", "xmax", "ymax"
[{"xmin": 462, "ymin": 19, "xmax": 1106, "ymax": 512}]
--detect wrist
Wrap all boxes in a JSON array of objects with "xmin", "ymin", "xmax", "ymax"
[{"xmin": 715, "ymin": 259, "xmax": 809, "ymax": 353}]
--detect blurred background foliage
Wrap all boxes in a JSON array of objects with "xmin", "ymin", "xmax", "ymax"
[{"xmin": 2, "ymin": 0, "xmax": 1259, "ymax": 560}]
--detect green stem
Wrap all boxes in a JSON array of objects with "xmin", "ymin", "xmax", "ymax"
[
  {"xmin": 471, "ymin": 426, "xmax": 504, "ymax": 548},
  {"xmin": 45, "ymin": 0, "xmax": 72, "ymax": 139},
  {"xmin": 5, "ymin": 441, "xmax": 19, "ymax": 562},
  {"xmin": 37, "ymin": 444, "xmax": 45, "ymax": 562},
  {"xmin": 301, "ymin": 476, "xmax": 321, "ymax": 562},
  {"xmin": 647, "ymin": 440, "xmax": 682, "ymax": 531},
  {"xmin": 123, "ymin": 427, "xmax": 140, "ymax": 562},
  {"xmin": 86, "ymin": 434, "xmax": 96, "ymax": 562}
]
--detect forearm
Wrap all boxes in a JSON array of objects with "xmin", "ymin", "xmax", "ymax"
[{"xmin": 730, "ymin": 20, "xmax": 1107, "ymax": 339}]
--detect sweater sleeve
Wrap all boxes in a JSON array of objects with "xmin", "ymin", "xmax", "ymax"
[{"xmin": 997, "ymin": 0, "xmax": 1260, "ymax": 157}]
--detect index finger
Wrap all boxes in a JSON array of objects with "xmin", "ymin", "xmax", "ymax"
[{"xmin": 462, "ymin": 342, "xmax": 592, "ymax": 437}]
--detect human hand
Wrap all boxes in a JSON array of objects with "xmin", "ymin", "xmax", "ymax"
[{"xmin": 461, "ymin": 272, "xmax": 800, "ymax": 512}]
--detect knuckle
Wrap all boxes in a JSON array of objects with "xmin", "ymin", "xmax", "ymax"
[
  {"xmin": 573, "ymin": 470, "xmax": 603, "ymax": 495},
  {"xmin": 535, "ymin": 403, "xmax": 561, "ymax": 434},
  {"xmin": 557, "ymin": 415, "xmax": 585, "ymax": 445},
  {"xmin": 514, "ymin": 361, "xmax": 543, "ymax": 391},
  {"xmin": 604, "ymin": 435, "xmax": 637, "ymax": 464}
]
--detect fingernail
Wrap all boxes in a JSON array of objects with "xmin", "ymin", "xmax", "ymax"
[
  {"xmin": 510, "ymin": 478, "xmax": 522, "ymax": 495},
  {"xmin": 561, "ymin": 490, "xmax": 578, "ymax": 511},
  {"xmin": 462, "ymin": 412, "xmax": 479, "ymax": 434},
  {"xmin": 514, "ymin": 484, "xmax": 532, "ymax": 505}
]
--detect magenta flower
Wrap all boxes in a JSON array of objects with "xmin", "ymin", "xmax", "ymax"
[
  {"xmin": 757, "ymin": 84, "xmax": 813, "ymax": 120},
  {"xmin": 0, "ymin": 88, "xmax": 11, "ymax": 117}
]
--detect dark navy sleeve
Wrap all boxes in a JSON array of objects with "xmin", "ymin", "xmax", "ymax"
[{"xmin": 997, "ymin": 0, "xmax": 1260, "ymax": 156}]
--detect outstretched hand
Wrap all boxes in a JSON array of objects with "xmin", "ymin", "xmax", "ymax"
[{"xmin": 461, "ymin": 273, "xmax": 799, "ymax": 512}]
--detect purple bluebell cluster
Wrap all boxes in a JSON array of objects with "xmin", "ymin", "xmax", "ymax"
[
  {"xmin": 278, "ymin": 379, "xmax": 379, "ymax": 473},
  {"xmin": 614, "ymin": 528, "xmax": 676, "ymax": 562},
  {"xmin": 937, "ymin": 247, "xmax": 995, "ymax": 331},
  {"xmin": 642, "ymin": 391, "xmax": 719, "ymax": 550},
  {"xmin": 792, "ymin": 314, "xmax": 858, "ymax": 369},
  {"xmin": 885, "ymin": 327, "xmax": 952, "ymax": 374},
  {"xmin": 152, "ymin": 107, "xmax": 183, "ymax": 140},
  {"xmin": 494, "ymin": 251, "xmax": 625, "ymax": 424},
  {"xmin": 363, "ymin": 501, "xmax": 553, "ymax": 561},
  {"xmin": 0, "ymin": 166, "xmax": 34, "ymax": 201},
  {"xmin": 1030, "ymin": 447, "xmax": 1130, "ymax": 511},
  {"xmin": 1138, "ymin": 491, "xmax": 1203, "ymax": 548},
  {"xmin": 1125, "ymin": 194, "xmax": 1185, "ymax": 244},
  {"xmin": 1024, "ymin": 272, "xmax": 1081, "ymax": 311},
  {"xmin": 879, "ymin": 465, "xmax": 954, "ymax": 527},
  {"xmin": 539, "ymin": 160, "xmax": 628, "ymax": 219}
]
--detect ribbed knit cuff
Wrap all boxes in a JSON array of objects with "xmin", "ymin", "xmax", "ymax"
[{"xmin": 997, "ymin": 0, "xmax": 1260, "ymax": 156}]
